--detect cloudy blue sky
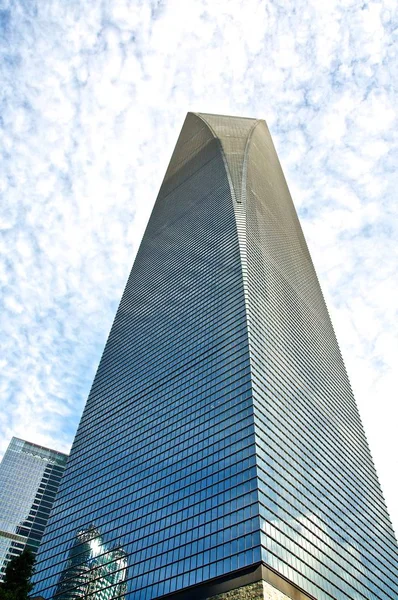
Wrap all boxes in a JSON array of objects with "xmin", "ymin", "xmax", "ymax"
[{"xmin": 1, "ymin": 0, "xmax": 397, "ymax": 534}]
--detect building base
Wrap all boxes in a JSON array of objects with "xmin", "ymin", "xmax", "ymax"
[
  {"xmin": 208, "ymin": 580, "xmax": 263, "ymax": 599},
  {"xmin": 208, "ymin": 579, "xmax": 311, "ymax": 600},
  {"xmin": 160, "ymin": 563, "xmax": 315, "ymax": 600}
]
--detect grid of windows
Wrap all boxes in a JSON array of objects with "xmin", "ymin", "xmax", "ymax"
[
  {"xmin": 33, "ymin": 114, "xmax": 260, "ymax": 600},
  {"xmin": 242, "ymin": 119, "xmax": 398, "ymax": 600},
  {"xmin": 32, "ymin": 113, "xmax": 398, "ymax": 600},
  {"xmin": 0, "ymin": 438, "xmax": 68, "ymax": 580}
]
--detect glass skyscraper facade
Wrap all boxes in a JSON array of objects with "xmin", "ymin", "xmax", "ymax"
[
  {"xmin": 0, "ymin": 437, "xmax": 68, "ymax": 581},
  {"xmin": 55, "ymin": 525, "xmax": 127, "ymax": 600},
  {"xmin": 32, "ymin": 114, "xmax": 398, "ymax": 600}
]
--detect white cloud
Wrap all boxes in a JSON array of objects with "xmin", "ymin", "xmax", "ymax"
[{"xmin": 0, "ymin": 0, "xmax": 397, "ymax": 551}]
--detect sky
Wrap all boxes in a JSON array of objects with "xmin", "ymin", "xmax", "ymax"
[{"xmin": 0, "ymin": 0, "xmax": 397, "ymax": 535}]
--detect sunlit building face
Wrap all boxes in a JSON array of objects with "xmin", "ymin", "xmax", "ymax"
[{"xmin": 0, "ymin": 438, "xmax": 67, "ymax": 581}]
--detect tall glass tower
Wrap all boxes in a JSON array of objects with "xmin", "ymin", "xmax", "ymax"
[
  {"xmin": 0, "ymin": 437, "xmax": 68, "ymax": 581},
  {"xmin": 32, "ymin": 114, "xmax": 398, "ymax": 600}
]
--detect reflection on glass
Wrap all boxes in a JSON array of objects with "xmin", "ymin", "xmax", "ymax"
[{"xmin": 55, "ymin": 525, "xmax": 127, "ymax": 600}]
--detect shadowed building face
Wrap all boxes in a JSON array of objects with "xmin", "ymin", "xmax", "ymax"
[{"xmin": 32, "ymin": 113, "xmax": 398, "ymax": 600}]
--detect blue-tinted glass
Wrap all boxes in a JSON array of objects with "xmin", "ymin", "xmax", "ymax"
[
  {"xmin": 0, "ymin": 438, "xmax": 68, "ymax": 580},
  {"xmin": 32, "ymin": 114, "xmax": 398, "ymax": 600}
]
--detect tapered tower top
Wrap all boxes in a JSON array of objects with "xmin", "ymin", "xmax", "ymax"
[{"xmin": 32, "ymin": 112, "xmax": 398, "ymax": 600}]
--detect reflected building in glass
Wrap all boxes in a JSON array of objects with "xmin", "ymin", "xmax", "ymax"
[
  {"xmin": 32, "ymin": 114, "xmax": 398, "ymax": 600},
  {"xmin": 55, "ymin": 525, "xmax": 127, "ymax": 600},
  {"xmin": 0, "ymin": 437, "xmax": 68, "ymax": 581}
]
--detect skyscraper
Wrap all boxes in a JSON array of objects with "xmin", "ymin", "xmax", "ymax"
[
  {"xmin": 0, "ymin": 437, "xmax": 68, "ymax": 581},
  {"xmin": 32, "ymin": 113, "xmax": 398, "ymax": 600}
]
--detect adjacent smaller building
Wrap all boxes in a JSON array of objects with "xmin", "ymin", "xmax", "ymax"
[{"xmin": 0, "ymin": 437, "xmax": 68, "ymax": 580}]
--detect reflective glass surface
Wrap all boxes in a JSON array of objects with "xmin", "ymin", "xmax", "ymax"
[
  {"xmin": 242, "ymin": 119, "xmax": 398, "ymax": 600},
  {"xmin": 0, "ymin": 437, "xmax": 68, "ymax": 580},
  {"xmin": 33, "ymin": 114, "xmax": 259, "ymax": 600},
  {"xmin": 33, "ymin": 114, "xmax": 398, "ymax": 600}
]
